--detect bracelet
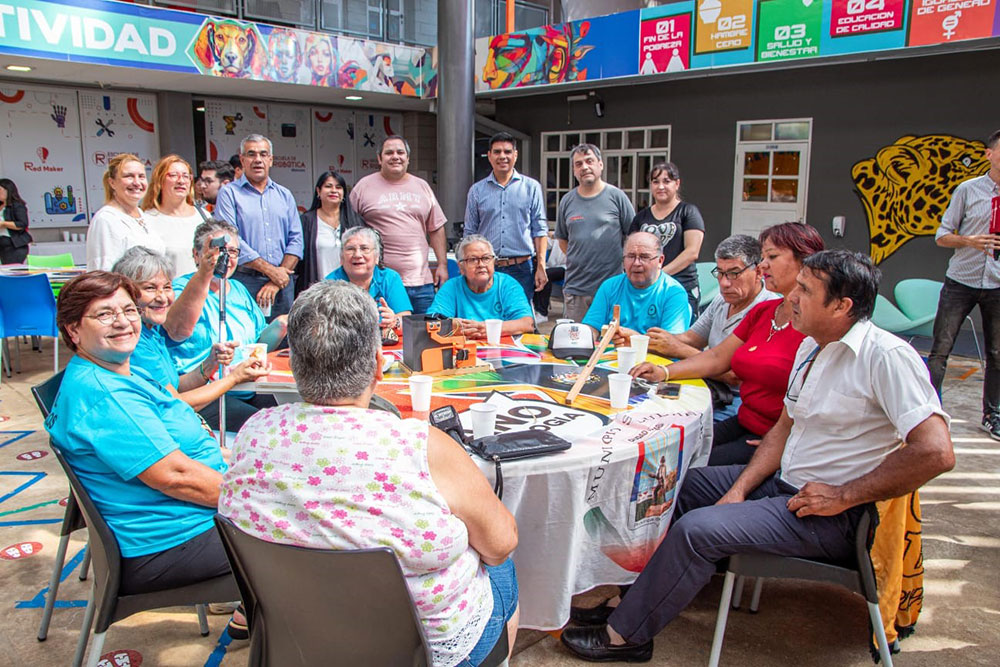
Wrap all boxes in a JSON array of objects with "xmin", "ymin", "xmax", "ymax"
[
  {"xmin": 199, "ymin": 359, "xmax": 213, "ymax": 382},
  {"xmin": 662, "ymin": 364, "xmax": 670, "ymax": 381}
]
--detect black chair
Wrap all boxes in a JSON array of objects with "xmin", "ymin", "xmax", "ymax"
[
  {"xmin": 30, "ymin": 370, "xmax": 92, "ymax": 641},
  {"xmin": 49, "ymin": 445, "xmax": 240, "ymax": 667},
  {"xmin": 214, "ymin": 515, "xmax": 509, "ymax": 667},
  {"xmin": 708, "ymin": 504, "xmax": 893, "ymax": 666},
  {"xmin": 369, "ymin": 393, "xmax": 402, "ymax": 417}
]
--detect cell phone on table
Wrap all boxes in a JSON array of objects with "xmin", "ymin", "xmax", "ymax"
[{"xmin": 656, "ymin": 382, "xmax": 682, "ymax": 399}]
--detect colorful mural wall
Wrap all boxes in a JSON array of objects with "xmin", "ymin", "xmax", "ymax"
[
  {"xmin": 476, "ymin": 0, "xmax": 1000, "ymax": 92},
  {"xmin": 0, "ymin": 0, "xmax": 435, "ymax": 97},
  {"xmin": 852, "ymin": 134, "xmax": 989, "ymax": 264}
]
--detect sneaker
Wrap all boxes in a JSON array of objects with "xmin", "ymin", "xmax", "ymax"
[
  {"xmin": 534, "ymin": 312, "xmax": 549, "ymax": 327},
  {"xmin": 208, "ymin": 601, "xmax": 241, "ymax": 615},
  {"xmin": 982, "ymin": 414, "xmax": 1000, "ymax": 441}
]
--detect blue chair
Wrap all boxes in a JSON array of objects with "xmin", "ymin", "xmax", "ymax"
[
  {"xmin": 447, "ymin": 257, "xmax": 460, "ymax": 279},
  {"xmin": 895, "ymin": 278, "xmax": 984, "ymax": 367},
  {"xmin": 696, "ymin": 262, "xmax": 719, "ymax": 309},
  {"xmin": 0, "ymin": 274, "xmax": 60, "ymax": 374},
  {"xmin": 871, "ymin": 295, "xmax": 922, "ymax": 336},
  {"xmin": 0, "ymin": 307, "xmax": 7, "ymax": 383}
]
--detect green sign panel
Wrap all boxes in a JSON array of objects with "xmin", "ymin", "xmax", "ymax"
[{"xmin": 756, "ymin": 0, "xmax": 823, "ymax": 62}]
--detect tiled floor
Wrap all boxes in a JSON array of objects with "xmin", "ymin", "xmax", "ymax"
[{"xmin": 0, "ymin": 332, "xmax": 996, "ymax": 666}]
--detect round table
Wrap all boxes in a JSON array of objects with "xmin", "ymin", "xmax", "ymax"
[{"xmin": 246, "ymin": 333, "xmax": 713, "ymax": 630}]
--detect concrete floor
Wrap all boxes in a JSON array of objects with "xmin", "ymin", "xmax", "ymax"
[{"xmin": 0, "ymin": 330, "xmax": 996, "ymax": 667}]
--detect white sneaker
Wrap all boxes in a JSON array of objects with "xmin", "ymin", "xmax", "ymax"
[
  {"xmin": 208, "ymin": 601, "xmax": 241, "ymax": 614},
  {"xmin": 534, "ymin": 313, "xmax": 549, "ymax": 327}
]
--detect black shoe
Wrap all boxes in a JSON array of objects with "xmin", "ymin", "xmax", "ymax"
[
  {"xmin": 226, "ymin": 604, "xmax": 249, "ymax": 640},
  {"xmin": 982, "ymin": 414, "xmax": 1000, "ymax": 441},
  {"xmin": 570, "ymin": 602, "xmax": 615, "ymax": 625},
  {"xmin": 560, "ymin": 625, "xmax": 653, "ymax": 663}
]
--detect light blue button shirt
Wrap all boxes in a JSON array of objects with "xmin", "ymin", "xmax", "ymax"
[
  {"xmin": 464, "ymin": 170, "xmax": 547, "ymax": 258},
  {"xmin": 214, "ymin": 175, "xmax": 304, "ymax": 266}
]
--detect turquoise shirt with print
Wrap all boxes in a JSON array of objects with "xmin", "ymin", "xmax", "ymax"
[
  {"xmin": 166, "ymin": 273, "xmax": 265, "ymax": 399},
  {"xmin": 582, "ymin": 273, "xmax": 691, "ymax": 334},
  {"xmin": 44, "ymin": 356, "xmax": 225, "ymax": 557},
  {"xmin": 429, "ymin": 272, "xmax": 532, "ymax": 321},
  {"xmin": 131, "ymin": 324, "xmax": 180, "ymax": 390},
  {"xmin": 326, "ymin": 265, "xmax": 413, "ymax": 314}
]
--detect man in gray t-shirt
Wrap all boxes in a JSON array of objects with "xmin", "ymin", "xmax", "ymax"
[
  {"xmin": 555, "ymin": 143, "xmax": 635, "ymax": 323},
  {"xmin": 646, "ymin": 235, "xmax": 775, "ymax": 421}
]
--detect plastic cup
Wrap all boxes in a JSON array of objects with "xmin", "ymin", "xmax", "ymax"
[
  {"xmin": 485, "ymin": 319, "xmax": 502, "ymax": 345},
  {"xmin": 61, "ymin": 231, "xmax": 70, "ymax": 242},
  {"xmin": 409, "ymin": 374, "xmax": 433, "ymax": 412},
  {"xmin": 469, "ymin": 403, "xmax": 499, "ymax": 439},
  {"xmin": 617, "ymin": 346, "xmax": 637, "ymax": 372},
  {"xmin": 631, "ymin": 334, "xmax": 650, "ymax": 363},
  {"xmin": 608, "ymin": 373, "xmax": 633, "ymax": 409}
]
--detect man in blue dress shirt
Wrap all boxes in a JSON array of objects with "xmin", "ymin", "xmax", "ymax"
[
  {"xmin": 215, "ymin": 134, "xmax": 304, "ymax": 321},
  {"xmin": 464, "ymin": 131, "xmax": 548, "ymax": 305}
]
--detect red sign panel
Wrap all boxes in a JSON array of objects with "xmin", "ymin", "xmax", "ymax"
[{"xmin": 831, "ymin": 0, "xmax": 906, "ymax": 37}]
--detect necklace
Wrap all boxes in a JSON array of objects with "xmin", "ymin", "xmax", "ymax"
[{"xmin": 766, "ymin": 317, "xmax": 789, "ymax": 342}]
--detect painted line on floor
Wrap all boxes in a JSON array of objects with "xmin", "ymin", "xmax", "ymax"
[
  {"xmin": 959, "ymin": 367, "xmax": 979, "ymax": 380},
  {"xmin": 204, "ymin": 627, "xmax": 234, "ymax": 667},
  {"xmin": 0, "ymin": 432, "xmax": 33, "ymax": 449},
  {"xmin": 0, "ymin": 498, "xmax": 61, "ymax": 518},
  {"xmin": 15, "ymin": 545, "xmax": 89, "ymax": 609},
  {"xmin": 0, "ymin": 471, "xmax": 46, "ymax": 504}
]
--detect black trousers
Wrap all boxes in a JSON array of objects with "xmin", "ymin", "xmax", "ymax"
[
  {"xmin": 607, "ymin": 465, "xmax": 862, "ymax": 645},
  {"xmin": 708, "ymin": 416, "xmax": 759, "ymax": 466},
  {"xmin": 121, "ymin": 526, "xmax": 232, "ymax": 595},
  {"xmin": 199, "ymin": 393, "xmax": 276, "ymax": 432},
  {"xmin": 0, "ymin": 237, "xmax": 28, "ymax": 265}
]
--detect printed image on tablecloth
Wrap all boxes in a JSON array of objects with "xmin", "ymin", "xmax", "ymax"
[{"xmin": 628, "ymin": 426, "xmax": 683, "ymax": 528}]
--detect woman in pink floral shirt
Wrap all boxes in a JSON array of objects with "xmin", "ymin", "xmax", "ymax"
[{"xmin": 220, "ymin": 281, "xmax": 519, "ymax": 666}]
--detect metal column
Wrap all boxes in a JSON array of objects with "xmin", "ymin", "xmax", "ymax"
[{"xmin": 436, "ymin": 0, "xmax": 475, "ymax": 237}]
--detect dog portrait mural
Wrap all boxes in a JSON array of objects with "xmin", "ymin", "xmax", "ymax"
[
  {"xmin": 481, "ymin": 21, "xmax": 594, "ymax": 90},
  {"xmin": 190, "ymin": 19, "xmax": 266, "ymax": 79},
  {"xmin": 853, "ymin": 134, "xmax": 989, "ymax": 264}
]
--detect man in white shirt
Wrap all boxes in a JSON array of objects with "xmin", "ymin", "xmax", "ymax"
[{"xmin": 561, "ymin": 250, "xmax": 955, "ymax": 662}]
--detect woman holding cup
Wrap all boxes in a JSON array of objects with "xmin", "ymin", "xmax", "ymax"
[{"xmin": 428, "ymin": 235, "xmax": 534, "ymax": 340}]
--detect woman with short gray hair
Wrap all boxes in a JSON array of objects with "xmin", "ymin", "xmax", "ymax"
[
  {"xmin": 325, "ymin": 226, "xmax": 412, "ymax": 332},
  {"xmin": 112, "ymin": 246, "xmax": 269, "ymax": 417},
  {"xmin": 221, "ymin": 281, "xmax": 520, "ymax": 667}
]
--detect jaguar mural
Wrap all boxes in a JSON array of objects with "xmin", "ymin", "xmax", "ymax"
[{"xmin": 853, "ymin": 134, "xmax": 989, "ymax": 264}]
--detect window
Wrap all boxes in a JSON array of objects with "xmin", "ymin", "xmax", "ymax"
[
  {"xmin": 475, "ymin": 0, "xmax": 549, "ymax": 39},
  {"xmin": 540, "ymin": 125, "xmax": 671, "ymax": 219}
]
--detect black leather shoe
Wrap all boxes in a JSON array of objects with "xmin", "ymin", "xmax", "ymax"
[
  {"xmin": 570, "ymin": 602, "xmax": 615, "ymax": 625},
  {"xmin": 560, "ymin": 625, "xmax": 653, "ymax": 663}
]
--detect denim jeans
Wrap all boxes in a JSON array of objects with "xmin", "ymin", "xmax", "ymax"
[
  {"xmin": 927, "ymin": 277, "xmax": 1000, "ymax": 416},
  {"xmin": 232, "ymin": 269, "xmax": 296, "ymax": 322},
  {"xmin": 497, "ymin": 258, "xmax": 535, "ymax": 307},
  {"xmin": 406, "ymin": 283, "xmax": 437, "ymax": 315},
  {"xmin": 457, "ymin": 558, "xmax": 518, "ymax": 666}
]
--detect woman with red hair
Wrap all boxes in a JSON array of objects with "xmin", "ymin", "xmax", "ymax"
[{"xmin": 142, "ymin": 155, "xmax": 208, "ymax": 277}]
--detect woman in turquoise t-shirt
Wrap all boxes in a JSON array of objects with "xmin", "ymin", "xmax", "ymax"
[{"xmin": 45, "ymin": 271, "xmax": 246, "ymax": 636}]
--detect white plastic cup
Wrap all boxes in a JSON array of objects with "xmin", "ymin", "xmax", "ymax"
[
  {"xmin": 556, "ymin": 318, "xmax": 573, "ymax": 325},
  {"xmin": 608, "ymin": 373, "xmax": 633, "ymax": 410},
  {"xmin": 61, "ymin": 231, "xmax": 71, "ymax": 242},
  {"xmin": 617, "ymin": 346, "xmax": 637, "ymax": 372},
  {"xmin": 485, "ymin": 319, "xmax": 503, "ymax": 345},
  {"xmin": 409, "ymin": 374, "xmax": 433, "ymax": 412},
  {"xmin": 469, "ymin": 403, "xmax": 499, "ymax": 439},
  {"xmin": 631, "ymin": 334, "xmax": 650, "ymax": 363}
]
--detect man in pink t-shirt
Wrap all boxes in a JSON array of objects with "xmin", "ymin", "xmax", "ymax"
[{"xmin": 350, "ymin": 135, "xmax": 449, "ymax": 314}]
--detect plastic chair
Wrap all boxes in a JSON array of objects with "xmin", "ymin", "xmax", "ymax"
[
  {"xmin": 368, "ymin": 393, "xmax": 402, "ymax": 417},
  {"xmin": 49, "ymin": 445, "xmax": 240, "ymax": 667},
  {"xmin": 871, "ymin": 294, "xmax": 923, "ymax": 336},
  {"xmin": 0, "ymin": 309, "xmax": 7, "ymax": 384},
  {"xmin": 709, "ymin": 505, "xmax": 892, "ymax": 667},
  {"xmin": 695, "ymin": 262, "xmax": 719, "ymax": 309},
  {"xmin": 30, "ymin": 371, "xmax": 92, "ymax": 641},
  {"xmin": 0, "ymin": 274, "xmax": 60, "ymax": 374},
  {"xmin": 447, "ymin": 257, "xmax": 460, "ymax": 279},
  {"xmin": 214, "ymin": 515, "xmax": 509, "ymax": 667},
  {"xmin": 895, "ymin": 278, "xmax": 984, "ymax": 366},
  {"xmin": 27, "ymin": 252, "xmax": 75, "ymax": 268}
]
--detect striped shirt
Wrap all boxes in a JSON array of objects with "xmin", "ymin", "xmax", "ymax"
[
  {"xmin": 936, "ymin": 174, "xmax": 1000, "ymax": 289},
  {"xmin": 464, "ymin": 169, "xmax": 547, "ymax": 258}
]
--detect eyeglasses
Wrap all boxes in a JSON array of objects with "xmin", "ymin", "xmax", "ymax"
[
  {"xmin": 624, "ymin": 253, "xmax": 660, "ymax": 264},
  {"xmin": 711, "ymin": 263, "xmax": 757, "ymax": 281},
  {"xmin": 460, "ymin": 255, "xmax": 495, "ymax": 265},
  {"xmin": 85, "ymin": 306, "xmax": 142, "ymax": 326},
  {"xmin": 243, "ymin": 151, "xmax": 271, "ymax": 160},
  {"xmin": 344, "ymin": 245, "xmax": 375, "ymax": 256},
  {"xmin": 164, "ymin": 172, "xmax": 192, "ymax": 182},
  {"xmin": 785, "ymin": 346, "xmax": 820, "ymax": 404}
]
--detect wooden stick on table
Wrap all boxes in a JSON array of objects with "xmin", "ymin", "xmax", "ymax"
[{"xmin": 564, "ymin": 305, "xmax": 620, "ymax": 405}]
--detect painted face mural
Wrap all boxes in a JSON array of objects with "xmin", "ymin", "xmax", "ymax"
[
  {"xmin": 853, "ymin": 134, "xmax": 989, "ymax": 264},
  {"xmin": 266, "ymin": 28, "xmax": 302, "ymax": 83},
  {"xmin": 481, "ymin": 22, "xmax": 594, "ymax": 89}
]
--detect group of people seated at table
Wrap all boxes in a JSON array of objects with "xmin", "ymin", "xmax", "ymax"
[{"xmin": 42, "ymin": 212, "xmax": 956, "ymax": 665}]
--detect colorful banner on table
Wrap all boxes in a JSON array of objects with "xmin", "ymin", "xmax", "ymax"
[
  {"xmin": 476, "ymin": 0, "xmax": 1000, "ymax": 92},
  {"xmin": 0, "ymin": 0, "xmax": 435, "ymax": 97}
]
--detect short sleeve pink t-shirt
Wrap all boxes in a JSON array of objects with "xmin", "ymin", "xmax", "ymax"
[{"xmin": 350, "ymin": 172, "xmax": 448, "ymax": 287}]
